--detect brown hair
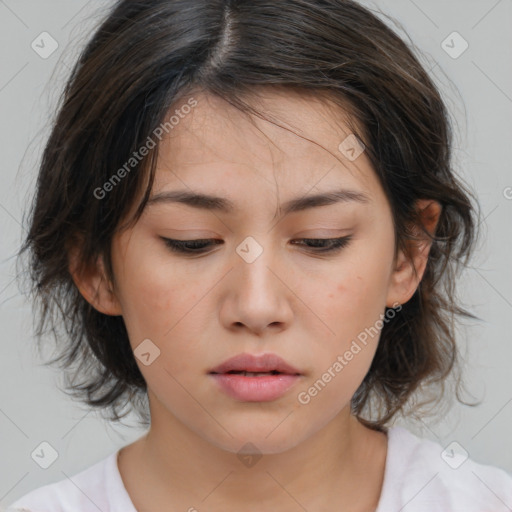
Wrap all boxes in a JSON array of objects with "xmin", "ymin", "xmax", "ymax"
[{"xmin": 18, "ymin": 0, "xmax": 481, "ymax": 429}]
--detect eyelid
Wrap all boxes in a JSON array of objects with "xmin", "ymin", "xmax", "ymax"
[{"xmin": 160, "ymin": 235, "xmax": 353, "ymax": 255}]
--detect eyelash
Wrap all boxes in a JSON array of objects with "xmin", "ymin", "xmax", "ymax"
[{"xmin": 161, "ymin": 236, "xmax": 353, "ymax": 255}]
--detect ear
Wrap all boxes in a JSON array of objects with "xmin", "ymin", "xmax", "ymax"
[
  {"xmin": 386, "ymin": 199, "xmax": 442, "ymax": 308},
  {"xmin": 68, "ymin": 246, "xmax": 123, "ymax": 316}
]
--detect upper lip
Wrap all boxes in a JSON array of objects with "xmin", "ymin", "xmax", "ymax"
[{"xmin": 209, "ymin": 352, "xmax": 302, "ymax": 375}]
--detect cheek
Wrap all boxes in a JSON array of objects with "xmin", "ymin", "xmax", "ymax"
[
  {"xmin": 325, "ymin": 274, "xmax": 384, "ymax": 328},
  {"xmin": 318, "ymin": 254, "xmax": 392, "ymax": 359},
  {"xmin": 304, "ymin": 274, "xmax": 385, "ymax": 409},
  {"xmin": 114, "ymin": 250, "xmax": 198, "ymax": 343}
]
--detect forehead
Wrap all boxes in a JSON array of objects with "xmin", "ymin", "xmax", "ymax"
[{"xmin": 151, "ymin": 88, "xmax": 382, "ymax": 209}]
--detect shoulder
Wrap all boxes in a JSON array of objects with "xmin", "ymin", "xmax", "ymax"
[
  {"xmin": 6, "ymin": 450, "xmax": 122, "ymax": 512},
  {"xmin": 377, "ymin": 426, "xmax": 512, "ymax": 512}
]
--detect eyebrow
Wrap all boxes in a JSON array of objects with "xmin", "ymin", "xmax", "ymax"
[{"xmin": 146, "ymin": 188, "xmax": 371, "ymax": 219}]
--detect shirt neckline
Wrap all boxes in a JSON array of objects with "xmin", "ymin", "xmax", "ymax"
[
  {"xmin": 107, "ymin": 449, "xmax": 139, "ymax": 512},
  {"xmin": 375, "ymin": 426, "xmax": 408, "ymax": 511}
]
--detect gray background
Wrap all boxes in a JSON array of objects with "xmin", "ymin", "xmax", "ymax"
[{"xmin": 1, "ymin": 0, "xmax": 511, "ymax": 506}]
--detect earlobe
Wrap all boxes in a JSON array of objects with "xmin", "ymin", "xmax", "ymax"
[
  {"xmin": 386, "ymin": 199, "xmax": 442, "ymax": 308},
  {"xmin": 68, "ymin": 247, "xmax": 123, "ymax": 316}
]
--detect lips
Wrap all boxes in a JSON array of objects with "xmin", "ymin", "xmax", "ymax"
[
  {"xmin": 209, "ymin": 352, "xmax": 302, "ymax": 375},
  {"xmin": 208, "ymin": 352, "xmax": 302, "ymax": 402}
]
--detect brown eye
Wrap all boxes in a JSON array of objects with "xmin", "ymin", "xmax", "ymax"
[
  {"xmin": 161, "ymin": 236, "xmax": 353, "ymax": 256},
  {"xmin": 290, "ymin": 236, "xmax": 353, "ymax": 253},
  {"xmin": 161, "ymin": 238, "xmax": 223, "ymax": 254}
]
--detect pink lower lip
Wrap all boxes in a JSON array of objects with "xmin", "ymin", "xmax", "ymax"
[{"xmin": 209, "ymin": 373, "xmax": 301, "ymax": 402}]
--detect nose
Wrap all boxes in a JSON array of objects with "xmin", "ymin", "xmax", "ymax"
[{"xmin": 219, "ymin": 237, "xmax": 294, "ymax": 335}]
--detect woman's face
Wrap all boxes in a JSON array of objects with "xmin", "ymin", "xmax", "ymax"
[{"xmin": 104, "ymin": 89, "xmax": 415, "ymax": 454}]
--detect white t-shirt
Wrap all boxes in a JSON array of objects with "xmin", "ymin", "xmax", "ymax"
[{"xmin": 6, "ymin": 426, "xmax": 512, "ymax": 512}]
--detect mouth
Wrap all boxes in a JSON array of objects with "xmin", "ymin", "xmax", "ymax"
[
  {"xmin": 210, "ymin": 370, "xmax": 295, "ymax": 376},
  {"xmin": 208, "ymin": 352, "xmax": 302, "ymax": 376},
  {"xmin": 207, "ymin": 352, "xmax": 303, "ymax": 401}
]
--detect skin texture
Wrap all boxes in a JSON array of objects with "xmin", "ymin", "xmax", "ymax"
[{"xmin": 72, "ymin": 89, "xmax": 441, "ymax": 511}]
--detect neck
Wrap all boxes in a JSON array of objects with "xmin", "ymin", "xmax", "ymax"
[{"xmin": 119, "ymin": 392, "xmax": 388, "ymax": 511}]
